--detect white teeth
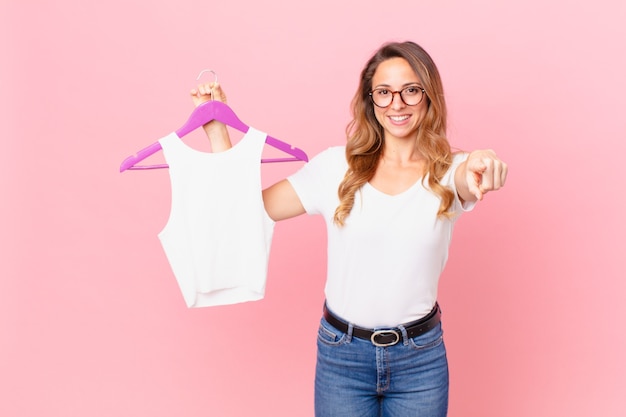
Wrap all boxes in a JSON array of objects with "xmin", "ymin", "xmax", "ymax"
[{"xmin": 390, "ymin": 115, "xmax": 409, "ymax": 122}]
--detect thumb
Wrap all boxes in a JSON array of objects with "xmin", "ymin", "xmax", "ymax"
[{"xmin": 211, "ymin": 83, "xmax": 228, "ymax": 104}]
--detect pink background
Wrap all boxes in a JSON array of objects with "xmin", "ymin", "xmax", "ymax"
[{"xmin": 2, "ymin": 0, "xmax": 625, "ymax": 416}]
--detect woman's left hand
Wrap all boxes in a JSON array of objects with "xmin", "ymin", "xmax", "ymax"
[{"xmin": 458, "ymin": 149, "xmax": 508, "ymax": 202}]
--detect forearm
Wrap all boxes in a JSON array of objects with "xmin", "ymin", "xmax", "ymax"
[
  {"xmin": 202, "ymin": 121, "xmax": 232, "ymax": 152},
  {"xmin": 454, "ymin": 160, "xmax": 478, "ymax": 203}
]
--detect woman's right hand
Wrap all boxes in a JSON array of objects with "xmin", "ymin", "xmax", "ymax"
[
  {"xmin": 189, "ymin": 82, "xmax": 232, "ymax": 152},
  {"xmin": 190, "ymin": 82, "xmax": 227, "ymax": 107}
]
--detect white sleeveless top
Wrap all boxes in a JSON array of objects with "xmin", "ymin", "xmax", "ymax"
[{"xmin": 158, "ymin": 127, "xmax": 275, "ymax": 307}]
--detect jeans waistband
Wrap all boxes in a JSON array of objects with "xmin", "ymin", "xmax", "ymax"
[{"xmin": 322, "ymin": 303, "xmax": 441, "ymax": 347}]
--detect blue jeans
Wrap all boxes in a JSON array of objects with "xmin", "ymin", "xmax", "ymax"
[{"xmin": 314, "ymin": 313, "xmax": 449, "ymax": 417}]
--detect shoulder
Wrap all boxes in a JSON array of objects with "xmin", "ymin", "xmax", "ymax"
[
  {"xmin": 287, "ymin": 146, "xmax": 346, "ymax": 214},
  {"xmin": 288, "ymin": 146, "xmax": 346, "ymax": 190},
  {"xmin": 304, "ymin": 146, "xmax": 347, "ymax": 173},
  {"xmin": 449, "ymin": 152, "xmax": 469, "ymax": 173},
  {"xmin": 451, "ymin": 152, "xmax": 468, "ymax": 165},
  {"xmin": 313, "ymin": 146, "xmax": 346, "ymax": 162}
]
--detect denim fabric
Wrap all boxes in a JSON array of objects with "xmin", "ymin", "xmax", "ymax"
[{"xmin": 314, "ymin": 315, "xmax": 449, "ymax": 417}]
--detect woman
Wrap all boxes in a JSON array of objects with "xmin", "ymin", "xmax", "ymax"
[{"xmin": 192, "ymin": 41, "xmax": 507, "ymax": 417}]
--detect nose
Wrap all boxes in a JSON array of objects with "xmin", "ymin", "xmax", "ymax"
[{"xmin": 390, "ymin": 91, "xmax": 406, "ymax": 108}]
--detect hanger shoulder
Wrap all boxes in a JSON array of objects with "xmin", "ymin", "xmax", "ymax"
[
  {"xmin": 175, "ymin": 101, "xmax": 308, "ymax": 162},
  {"xmin": 265, "ymin": 135, "xmax": 309, "ymax": 162},
  {"xmin": 176, "ymin": 101, "xmax": 248, "ymax": 137},
  {"xmin": 119, "ymin": 141, "xmax": 164, "ymax": 172}
]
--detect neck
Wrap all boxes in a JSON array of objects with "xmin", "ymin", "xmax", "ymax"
[{"xmin": 382, "ymin": 138, "xmax": 422, "ymax": 166}]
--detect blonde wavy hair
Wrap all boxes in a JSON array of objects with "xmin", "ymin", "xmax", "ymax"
[{"xmin": 333, "ymin": 41, "xmax": 455, "ymax": 226}]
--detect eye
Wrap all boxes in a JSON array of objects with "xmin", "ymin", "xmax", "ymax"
[
  {"xmin": 375, "ymin": 89, "xmax": 390, "ymax": 96},
  {"xmin": 403, "ymin": 86, "xmax": 421, "ymax": 95}
]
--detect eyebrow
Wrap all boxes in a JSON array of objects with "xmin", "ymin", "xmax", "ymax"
[{"xmin": 372, "ymin": 82, "xmax": 423, "ymax": 89}]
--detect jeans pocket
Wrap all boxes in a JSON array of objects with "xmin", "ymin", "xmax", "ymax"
[
  {"xmin": 317, "ymin": 317, "xmax": 348, "ymax": 346},
  {"xmin": 408, "ymin": 323, "xmax": 444, "ymax": 351}
]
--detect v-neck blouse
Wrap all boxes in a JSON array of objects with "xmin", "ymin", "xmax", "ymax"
[{"xmin": 288, "ymin": 146, "xmax": 472, "ymax": 328}]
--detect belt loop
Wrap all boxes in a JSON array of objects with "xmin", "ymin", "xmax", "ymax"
[
  {"xmin": 346, "ymin": 323, "xmax": 354, "ymax": 342},
  {"xmin": 398, "ymin": 324, "xmax": 409, "ymax": 346}
]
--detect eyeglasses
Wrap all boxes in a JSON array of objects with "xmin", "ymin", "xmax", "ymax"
[{"xmin": 369, "ymin": 85, "xmax": 426, "ymax": 108}]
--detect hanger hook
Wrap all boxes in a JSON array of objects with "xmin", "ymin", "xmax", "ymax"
[
  {"xmin": 196, "ymin": 69, "xmax": 218, "ymax": 83},
  {"xmin": 196, "ymin": 69, "xmax": 218, "ymax": 101}
]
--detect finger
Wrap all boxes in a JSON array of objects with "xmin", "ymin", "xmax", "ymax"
[
  {"xmin": 467, "ymin": 171, "xmax": 483, "ymax": 201},
  {"xmin": 210, "ymin": 83, "xmax": 220, "ymax": 100},
  {"xmin": 495, "ymin": 160, "xmax": 508, "ymax": 189},
  {"xmin": 492, "ymin": 163, "xmax": 503, "ymax": 190},
  {"xmin": 212, "ymin": 83, "xmax": 223, "ymax": 100},
  {"xmin": 477, "ymin": 158, "xmax": 494, "ymax": 192},
  {"xmin": 500, "ymin": 162, "xmax": 508, "ymax": 187},
  {"xmin": 212, "ymin": 84, "xmax": 228, "ymax": 103},
  {"xmin": 489, "ymin": 160, "xmax": 508, "ymax": 190}
]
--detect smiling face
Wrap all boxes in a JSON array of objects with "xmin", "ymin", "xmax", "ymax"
[{"xmin": 371, "ymin": 57, "xmax": 428, "ymax": 143}]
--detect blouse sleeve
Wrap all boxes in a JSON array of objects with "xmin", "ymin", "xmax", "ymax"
[
  {"xmin": 445, "ymin": 152, "xmax": 476, "ymax": 214},
  {"xmin": 287, "ymin": 146, "xmax": 347, "ymax": 217}
]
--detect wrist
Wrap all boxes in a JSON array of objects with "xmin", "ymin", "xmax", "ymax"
[{"xmin": 203, "ymin": 122, "xmax": 231, "ymax": 152}]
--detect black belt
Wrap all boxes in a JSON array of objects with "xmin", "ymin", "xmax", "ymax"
[{"xmin": 323, "ymin": 302, "xmax": 441, "ymax": 347}]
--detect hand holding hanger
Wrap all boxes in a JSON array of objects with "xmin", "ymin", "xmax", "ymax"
[
  {"xmin": 190, "ymin": 81, "xmax": 227, "ymax": 106},
  {"xmin": 189, "ymin": 80, "xmax": 232, "ymax": 153}
]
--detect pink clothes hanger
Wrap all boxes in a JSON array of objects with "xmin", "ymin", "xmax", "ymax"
[{"xmin": 119, "ymin": 70, "xmax": 308, "ymax": 172}]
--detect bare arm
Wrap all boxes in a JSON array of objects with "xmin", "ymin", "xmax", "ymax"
[
  {"xmin": 454, "ymin": 149, "xmax": 508, "ymax": 202},
  {"xmin": 192, "ymin": 82, "xmax": 307, "ymax": 222},
  {"xmin": 262, "ymin": 180, "xmax": 306, "ymax": 221}
]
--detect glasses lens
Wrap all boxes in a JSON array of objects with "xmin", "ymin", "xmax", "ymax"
[
  {"xmin": 371, "ymin": 89, "xmax": 392, "ymax": 107},
  {"xmin": 400, "ymin": 86, "xmax": 423, "ymax": 106}
]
